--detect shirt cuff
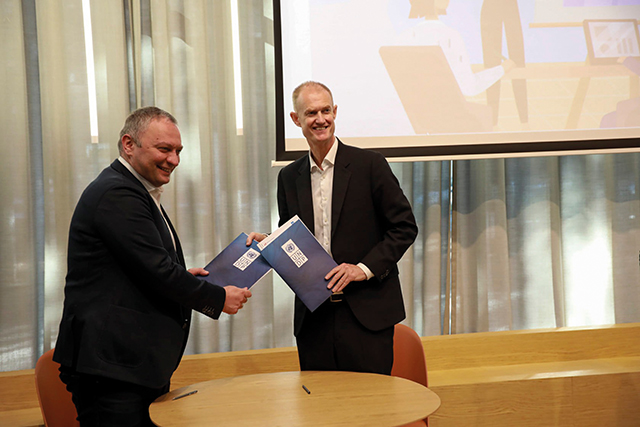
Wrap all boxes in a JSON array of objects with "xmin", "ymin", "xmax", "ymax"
[{"xmin": 357, "ymin": 263, "xmax": 374, "ymax": 280}]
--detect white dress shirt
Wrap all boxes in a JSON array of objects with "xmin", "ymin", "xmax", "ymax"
[
  {"xmin": 308, "ymin": 141, "xmax": 373, "ymax": 280},
  {"xmin": 309, "ymin": 141, "xmax": 337, "ymax": 256}
]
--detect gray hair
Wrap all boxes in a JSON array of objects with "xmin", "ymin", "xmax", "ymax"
[
  {"xmin": 291, "ymin": 81, "xmax": 334, "ymax": 113},
  {"xmin": 118, "ymin": 106, "xmax": 177, "ymax": 153}
]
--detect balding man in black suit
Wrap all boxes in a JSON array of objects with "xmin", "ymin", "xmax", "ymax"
[{"xmin": 54, "ymin": 107, "xmax": 251, "ymax": 426}]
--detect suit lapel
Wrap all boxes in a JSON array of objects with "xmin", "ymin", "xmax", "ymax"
[
  {"xmin": 161, "ymin": 206, "xmax": 185, "ymax": 267},
  {"xmin": 331, "ymin": 141, "xmax": 350, "ymax": 238},
  {"xmin": 111, "ymin": 160, "xmax": 183, "ymax": 266},
  {"xmin": 161, "ymin": 207, "xmax": 189, "ymax": 321}
]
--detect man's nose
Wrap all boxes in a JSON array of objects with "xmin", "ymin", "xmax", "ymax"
[{"xmin": 167, "ymin": 151, "xmax": 180, "ymax": 166}]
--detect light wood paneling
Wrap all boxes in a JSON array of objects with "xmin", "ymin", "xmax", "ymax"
[
  {"xmin": 2, "ymin": 323, "xmax": 639, "ymax": 427},
  {"xmin": 0, "ymin": 368, "xmax": 43, "ymax": 426},
  {"xmin": 0, "ymin": 408, "xmax": 43, "ymax": 427},
  {"xmin": 0, "ymin": 369, "xmax": 39, "ymax": 412},
  {"xmin": 572, "ymin": 372, "xmax": 640, "ymax": 427},
  {"xmin": 429, "ymin": 377, "xmax": 574, "ymax": 427},
  {"xmin": 422, "ymin": 323, "xmax": 640, "ymax": 371}
]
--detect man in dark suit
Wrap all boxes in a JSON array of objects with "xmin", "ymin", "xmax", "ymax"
[
  {"xmin": 250, "ymin": 81, "xmax": 417, "ymax": 374},
  {"xmin": 53, "ymin": 107, "xmax": 252, "ymax": 426}
]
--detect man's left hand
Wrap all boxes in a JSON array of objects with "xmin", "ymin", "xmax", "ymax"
[
  {"xmin": 188, "ymin": 267, "xmax": 209, "ymax": 277},
  {"xmin": 325, "ymin": 263, "xmax": 366, "ymax": 293}
]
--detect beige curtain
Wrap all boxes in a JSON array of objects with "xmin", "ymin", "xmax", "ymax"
[
  {"xmin": 131, "ymin": 0, "xmax": 288, "ymax": 353},
  {"xmin": 36, "ymin": 0, "xmax": 130, "ymax": 353},
  {"xmin": 0, "ymin": 0, "xmax": 38, "ymax": 369},
  {"xmin": 451, "ymin": 154, "xmax": 640, "ymax": 334},
  {"xmin": 2, "ymin": 0, "xmax": 640, "ymax": 373},
  {"xmin": 393, "ymin": 161, "xmax": 449, "ymax": 337}
]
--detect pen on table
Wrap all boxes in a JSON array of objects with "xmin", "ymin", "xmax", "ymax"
[
  {"xmin": 172, "ymin": 390, "xmax": 198, "ymax": 400},
  {"xmin": 302, "ymin": 385, "xmax": 311, "ymax": 394}
]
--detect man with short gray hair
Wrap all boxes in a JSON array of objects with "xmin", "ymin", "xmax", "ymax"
[{"xmin": 54, "ymin": 106, "xmax": 251, "ymax": 426}]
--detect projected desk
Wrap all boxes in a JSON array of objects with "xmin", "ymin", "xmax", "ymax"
[
  {"xmin": 150, "ymin": 371, "xmax": 441, "ymax": 426},
  {"xmin": 504, "ymin": 62, "xmax": 638, "ymax": 129}
]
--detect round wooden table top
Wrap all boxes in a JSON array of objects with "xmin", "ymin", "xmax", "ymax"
[{"xmin": 150, "ymin": 371, "xmax": 440, "ymax": 427}]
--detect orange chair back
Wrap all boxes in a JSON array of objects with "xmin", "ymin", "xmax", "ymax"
[
  {"xmin": 34, "ymin": 349, "xmax": 80, "ymax": 427},
  {"xmin": 391, "ymin": 323, "xmax": 428, "ymax": 387},
  {"xmin": 391, "ymin": 323, "xmax": 429, "ymax": 427}
]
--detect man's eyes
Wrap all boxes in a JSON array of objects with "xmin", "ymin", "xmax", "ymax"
[
  {"xmin": 157, "ymin": 147, "xmax": 181, "ymax": 154},
  {"xmin": 306, "ymin": 109, "xmax": 331, "ymax": 117}
]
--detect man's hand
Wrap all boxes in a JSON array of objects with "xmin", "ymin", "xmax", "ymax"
[
  {"xmin": 246, "ymin": 232, "xmax": 268, "ymax": 246},
  {"xmin": 325, "ymin": 263, "xmax": 366, "ymax": 293},
  {"xmin": 223, "ymin": 286, "xmax": 252, "ymax": 314},
  {"xmin": 188, "ymin": 267, "xmax": 209, "ymax": 277}
]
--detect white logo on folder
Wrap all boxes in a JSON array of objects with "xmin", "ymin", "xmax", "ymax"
[
  {"xmin": 233, "ymin": 248, "xmax": 260, "ymax": 271},
  {"xmin": 282, "ymin": 239, "xmax": 308, "ymax": 268}
]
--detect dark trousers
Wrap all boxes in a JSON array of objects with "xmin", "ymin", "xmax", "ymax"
[
  {"xmin": 296, "ymin": 299, "xmax": 394, "ymax": 374},
  {"xmin": 59, "ymin": 368, "xmax": 168, "ymax": 427}
]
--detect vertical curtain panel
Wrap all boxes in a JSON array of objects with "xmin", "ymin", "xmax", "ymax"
[{"xmin": 1, "ymin": 0, "xmax": 639, "ymax": 372}]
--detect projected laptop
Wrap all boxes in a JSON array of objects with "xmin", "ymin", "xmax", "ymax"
[{"xmin": 583, "ymin": 19, "xmax": 640, "ymax": 65}]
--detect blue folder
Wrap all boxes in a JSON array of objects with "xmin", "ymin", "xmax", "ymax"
[
  {"xmin": 202, "ymin": 233, "xmax": 272, "ymax": 288},
  {"xmin": 258, "ymin": 216, "xmax": 335, "ymax": 312}
]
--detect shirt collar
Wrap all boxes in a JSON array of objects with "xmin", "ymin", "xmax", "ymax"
[
  {"xmin": 309, "ymin": 138, "xmax": 338, "ymax": 172},
  {"xmin": 118, "ymin": 156, "xmax": 163, "ymax": 198}
]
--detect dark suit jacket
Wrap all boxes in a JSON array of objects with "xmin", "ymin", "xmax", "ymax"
[
  {"xmin": 53, "ymin": 160, "xmax": 226, "ymax": 389},
  {"xmin": 277, "ymin": 141, "xmax": 418, "ymax": 335}
]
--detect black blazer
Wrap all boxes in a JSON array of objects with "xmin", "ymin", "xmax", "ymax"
[
  {"xmin": 277, "ymin": 141, "xmax": 418, "ymax": 335},
  {"xmin": 54, "ymin": 160, "xmax": 226, "ymax": 389}
]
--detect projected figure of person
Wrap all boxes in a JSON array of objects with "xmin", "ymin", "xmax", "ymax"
[
  {"xmin": 481, "ymin": 0, "xmax": 529, "ymax": 126},
  {"xmin": 397, "ymin": 0, "xmax": 515, "ymax": 98}
]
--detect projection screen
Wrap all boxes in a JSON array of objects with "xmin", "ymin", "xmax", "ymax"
[{"xmin": 273, "ymin": 0, "xmax": 640, "ymax": 162}]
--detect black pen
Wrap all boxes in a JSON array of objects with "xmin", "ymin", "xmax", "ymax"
[
  {"xmin": 172, "ymin": 390, "xmax": 198, "ymax": 400},
  {"xmin": 302, "ymin": 385, "xmax": 311, "ymax": 394}
]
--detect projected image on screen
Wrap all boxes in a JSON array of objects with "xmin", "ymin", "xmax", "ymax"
[
  {"xmin": 275, "ymin": 0, "xmax": 640, "ymax": 160},
  {"xmin": 584, "ymin": 19, "xmax": 640, "ymax": 63},
  {"xmin": 565, "ymin": 0, "xmax": 639, "ymax": 6}
]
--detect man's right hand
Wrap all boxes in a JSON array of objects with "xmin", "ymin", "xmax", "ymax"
[{"xmin": 223, "ymin": 286, "xmax": 252, "ymax": 314}]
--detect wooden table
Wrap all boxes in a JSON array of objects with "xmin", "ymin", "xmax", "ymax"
[{"xmin": 150, "ymin": 371, "xmax": 441, "ymax": 426}]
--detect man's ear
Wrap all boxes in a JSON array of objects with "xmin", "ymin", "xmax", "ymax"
[
  {"xmin": 290, "ymin": 111, "xmax": 301, "ymax": 128},
  {"xmin": 333, "ymin": 105, "xmax": 337, "ymax": 119},
  {"xmin": 121, "ymin": 134, "xmax": 135, "ymax": 155}
]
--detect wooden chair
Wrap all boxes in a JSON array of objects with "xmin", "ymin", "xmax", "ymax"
[
  {"xmin": 34, "ymin": 348, "xmax": 80, "ymax": 427},
  {"xmin": 391, "ymin": 323, "xmax": 429, "ymax": 427}
]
